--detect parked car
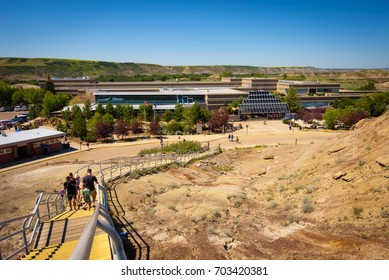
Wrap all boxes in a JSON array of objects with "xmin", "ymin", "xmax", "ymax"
[
  {"xmin": 0, "ymin": 120, "xmax": 12, "ymax": 129},
  {"xmin": 9, "ymin": 118, "xmax": 21, "ymax": 126},
  {"xmin": 17, "ymin": 114, "xmax": 29, "ymax": 123},
  {"xmin": 0, "ymin": 107, "xmax": 5, "ymax": 112}
]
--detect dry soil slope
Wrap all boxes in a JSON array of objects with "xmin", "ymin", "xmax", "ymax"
[{"xmin": 114, "ymin": 112, "xmax": 388, "ymax": 260}]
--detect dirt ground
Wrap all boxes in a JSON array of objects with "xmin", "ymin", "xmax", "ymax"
[
  {"xmin": 110, "ymin": 114, "xmax": 389, "ymax": 260},
  {"xmin": 1, "ymin": 116, "xmax": 388, "ymax": 260}
]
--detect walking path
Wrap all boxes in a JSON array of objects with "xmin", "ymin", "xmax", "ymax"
[{"xmin": 0, "ymin": 120, "xmax": 342, "ymax": 175}]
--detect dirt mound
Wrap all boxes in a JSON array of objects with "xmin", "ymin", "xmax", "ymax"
[
  {"xmin": 10, "ymin": 84, "xmax": 40, "ymax": 89},
  {"xmin": 113, "ymin": 113, "xmax": 389, "ymax": 260}
]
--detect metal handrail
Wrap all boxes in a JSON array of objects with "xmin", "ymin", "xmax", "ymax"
[
  {"xmin": 0, "ymin": 192, "xmax": 65, "ymax": 260},
  {"xmin": 69, "ymin": 181, "xmax": 126, "ymax": 260},
  {"xmin": 1, "ymin": 146, "xmax": 217, "ymax": 260}
]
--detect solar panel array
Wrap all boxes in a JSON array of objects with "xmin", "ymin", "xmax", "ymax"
[{"xmin": 240, "ymin": 90, "xmax": 290, "ymax": 115}]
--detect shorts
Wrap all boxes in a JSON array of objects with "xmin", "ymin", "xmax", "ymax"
[
  {"xmin": 90, "ymin": 189, "xmax": 97, "ymax": 200},
  {"xmin": 67, "ymin": 193, "xmax": 77, "ymax": 200},
  {"xmin": 82, "ymin": 189, "xmax": 91, "ymax": 204}
]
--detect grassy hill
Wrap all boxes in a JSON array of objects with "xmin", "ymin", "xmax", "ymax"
[{"xmin": 1, "ymin": 57, "xmax": 389, "ymax": 89}]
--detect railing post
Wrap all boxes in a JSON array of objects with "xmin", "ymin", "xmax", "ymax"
[{"xmin": 110, "ymin": 160, "xmax": 113, "ymax": 181}]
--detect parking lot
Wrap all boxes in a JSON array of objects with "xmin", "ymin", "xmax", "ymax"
[{"xmin": 0, "ymin": 111, "xmax": 29, "ymax": 130}]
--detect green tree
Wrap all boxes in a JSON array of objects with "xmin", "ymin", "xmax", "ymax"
[
  {"xmin": 101, "ymin": 113, "xmax": 115, "ymax": 129},
  {"xmin": 26, "ymin": 88, "xmax": 45, "ymax": 105},
  {"xmin": 173, "ymin": 103, "xmax": 184, "ymax": 121},
  {"xmin": 122, "ymin": 104, "xmax": 135, "ymax": 123},
  {"xmin": 190, "ymin": 102, "xmax": 203, "ymax": 123},
  {"xmin": 182, "ymin": 107, "xmax": 195, "ymax": 132},
  {"xmin": 166, "ymin": 120, "xmax": 183, "ymax": 134},
  {"xmin": 87, "ymin": 112, "xmax": 115, "ymax": 132},
  {"xmin": 323, "ymin": 107, "xmax": 341, "ymax": 129},
  {"xmin": 115, "ymin": 104, "xmax": 124, "ymax": 119},
  {"xmin": 162, "ymin": 110, "xmax": 173, "ymax": 122},
  {"xmin": 105, "ymin": 102, "xmax": 115, "ymax": 117},
  {"xmin": 220, "ymin": 71, "xmax": 233, "ymax": 78},
  {"xmin": 358, "ymin": 80, "xmax": 376, "ymax": 91},
  {"xmin": 95, "ymin": 103, "xmax": 106, "ymax": 115},
  {"xmin": 367, "ymin": 92, "xmax": 389, "ymax": 117},
  {"xmin": 12, "ymin": 89, "xmax": 27, "ymax": 105},
  {"xmin": 332, "ymin": 97, "xmax": 355, "ymax": 109},
  {"xmin": 87, "ymin": 112, "xmax": 103, "ymax": 132},
  {"xmin": 28, "ymin": 104, "xmax": 43, "ymax": 119},
  {"xmin": 284, "ymin": 86, "xmax": 301, "ymax": 113},
  {"xmin": 226, "ymin": 96, "xmax": 244, "ymax": 114},
  {"xmin": 71, "ymin": 105, "xmax": 87, "ymax": 139},
  {"xmin": 83, "ymin": 99, "xmax": 93, "ymax": 120},
  {"xmin": 61, "ymin": 109, "xmax": 72, "ymax": 133},
  {"xmin": 42, "ymin": 92, "xmax": 70, "ymax": 117},
  {"xmin": 139, "ymin": 103, "xmax": 153, "ymax": 122},
  {"xmin": 0, "ymin": 82, "xmax": 15, "ymax": 107},
  {"xmin": 44, "ymin": 74, "xmax": 56, "ymax": 94}
]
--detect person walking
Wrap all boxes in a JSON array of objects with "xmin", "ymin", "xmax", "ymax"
[
  {"xmin": 81, "ymin": 183, "xmax": 91, "ymax": 211},
  {"xmin": 74, "ymin": 174, "xmax": 81, "ymax": 208},
  {"xmin": 63, "ymin": 176, "xmax": 77, "ymax": 211},
  {"xmin": 82, "ymin": 168, "xmax": 98, "ymax": 208}
]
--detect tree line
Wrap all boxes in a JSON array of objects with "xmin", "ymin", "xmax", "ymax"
[
  {"xmin": 281, "ymin": 86, "xmax": 388, "ymax": 129},
  {"xmin": 57, "ymin": 101, "xmax": 230, "ymax": 142},
  {"xmin": 0, "ymin": 81, "xmax": 70, "ymax": 119},
  {"xmin": 323, "ymin": 92, "xmax": 389, "ymax": 129}
]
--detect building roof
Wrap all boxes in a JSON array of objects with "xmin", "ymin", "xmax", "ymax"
[
  {"xmin": 93, "ymin": 89, "xmax": 206, "ymax": 96},
  {"xmin": 93, "ymin": 87, "xmax": 246, "ymax": 96},
  {"xmin": 0, "ymin": 128, "xmax": 65, "ymax": 148},
  {"xmin": 277, "ymin": 80, "xmax": 340, "ymax": 86}
]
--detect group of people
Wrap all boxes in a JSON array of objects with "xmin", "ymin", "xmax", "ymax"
[
  {"xmin": 62, "ymin": 168, "xmax": 98, "ymax": 211},
  {"xmin": 228, "ymin": 134, "xmax": 239, "ymax": 143}
]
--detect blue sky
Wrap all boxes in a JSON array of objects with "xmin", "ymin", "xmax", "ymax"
[{"xmin": 1, "ymin": 0, "xmax": 388, "ymax": 68}]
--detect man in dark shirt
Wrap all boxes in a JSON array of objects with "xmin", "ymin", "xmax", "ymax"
[
  {"xmin": 63, "ymin": 176, "xmax": 77, "ymax": 210},
  {"xmin": 82, "ymin": 168, "xmax": 98, "ymax": 207}
]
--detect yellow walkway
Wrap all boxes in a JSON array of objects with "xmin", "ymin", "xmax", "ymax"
[{"xmin": 21, "ymin": 209, "xmax": 112, "ymax": 260}]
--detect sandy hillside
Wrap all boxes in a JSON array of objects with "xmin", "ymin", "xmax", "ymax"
[{"xmin": 111, "ymin": 112, "xmax": 389, "ymax": 260}]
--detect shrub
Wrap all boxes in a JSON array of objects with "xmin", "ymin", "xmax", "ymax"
[
  {"xmin": 380, "ymin": 208, "xmax": 389, "ymax": 218},
  {"xmin": 353, "ymin": 207, "xmax": 363, "ymax": 217},
  {"xmin": 168, "ymin": 205, "xmax": 178, "ymax": 212},
  {"xmin": 295, "ymin": 184, "xmax": 305, "ymax": 192},
  {"xmin": 288, "ymin": 215, "xmax": 300, "ymax": 224},
  {"xmin": 138, "ymin": 140, "xmax": 202, "ymax": 156},
  {"xmin": 302, "ymin": 197, "xmax": 314, "ymax": 213},
  {"xmin": 268, "ymin": 201, "xmax": 279, "ymax": 209},
  {"xmin": 305, "ymin": 186, "xmax": 317, "ymax": 194}
]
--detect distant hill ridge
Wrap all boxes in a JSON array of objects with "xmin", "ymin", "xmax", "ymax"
[{"xmin": 0, "ymin": 57, "xmax": 387, "ymax": 81}]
